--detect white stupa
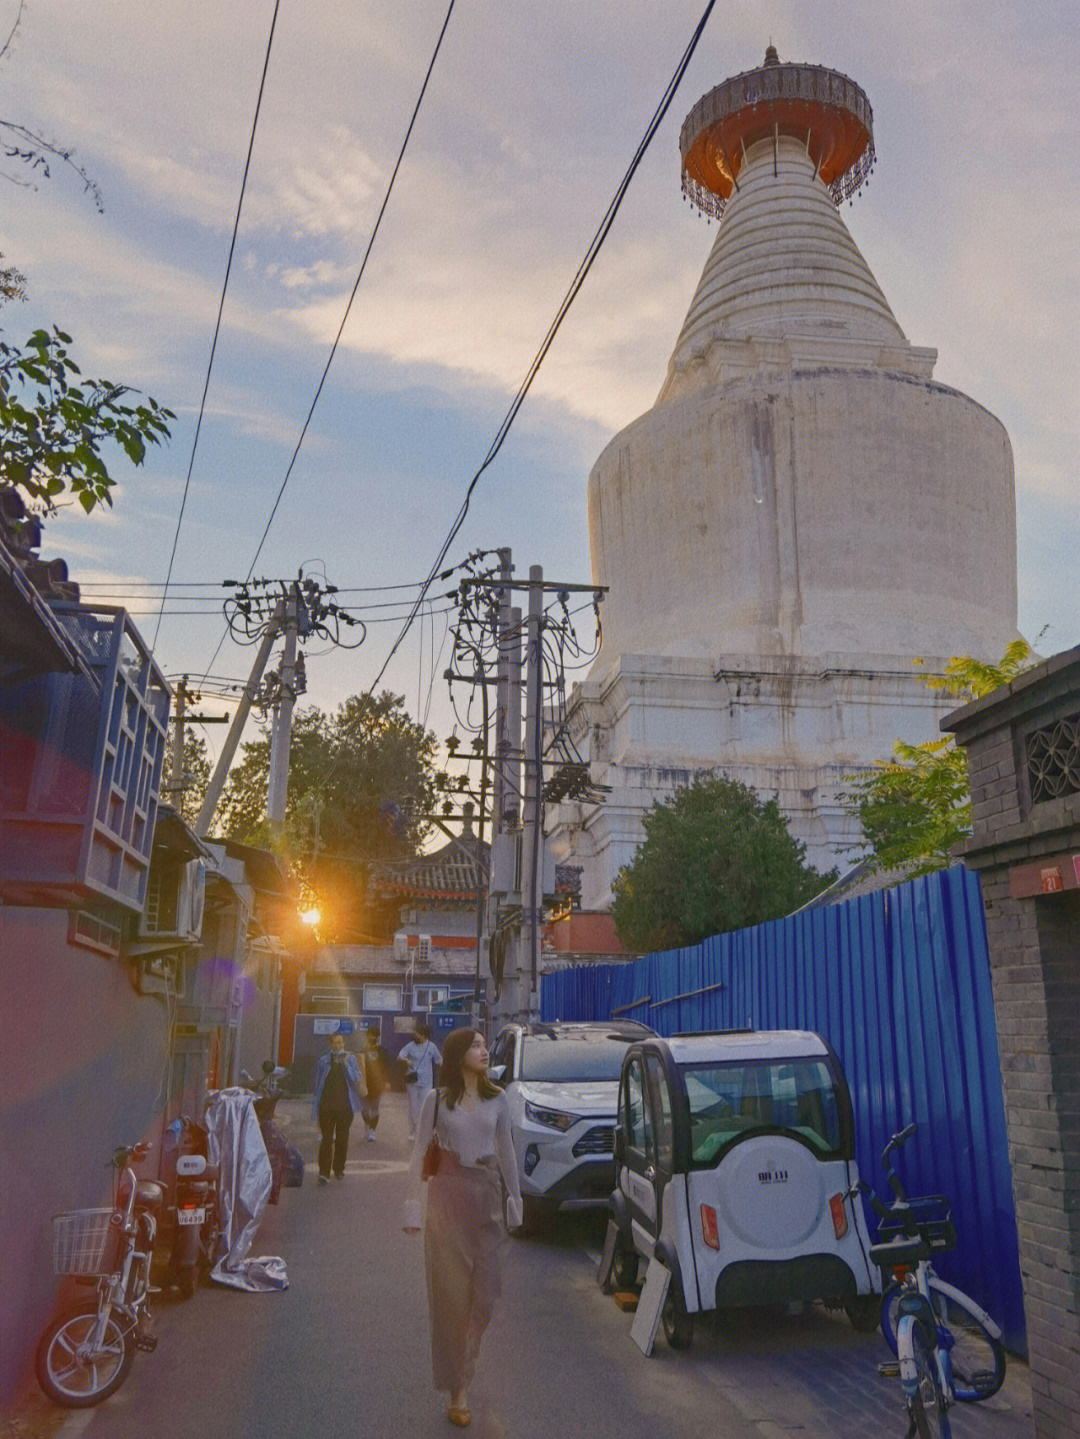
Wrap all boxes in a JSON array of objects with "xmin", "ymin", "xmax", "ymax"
[{"xmin": 549, "ymin": 49, "xmax": 1017, "ymax": 909}]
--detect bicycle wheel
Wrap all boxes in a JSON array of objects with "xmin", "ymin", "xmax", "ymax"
[
  {"xmin": 882, "ymin": 1278, "xmax": 1006, "ymax": 1402},
  {"xmin": 905, "ymin": 1323, "xmax": 952, "ymax": 1439},
  {"xmin": 36, "ymin": 1300, "xmax": 134, "ymax": 1407}
]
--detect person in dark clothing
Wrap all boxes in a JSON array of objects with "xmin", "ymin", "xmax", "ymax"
[
  {"xmin": 361, "ymin": 1024, "xmax": 390, "ymax": 1142},
  {"xmin": 311, "ymin": 1033, "xmax": 365, "ymax": 1184}
]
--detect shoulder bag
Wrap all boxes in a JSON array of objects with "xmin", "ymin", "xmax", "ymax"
[{"xmin": 421, "ymin": 1090, "xmax": 442, "ymax": 1181}]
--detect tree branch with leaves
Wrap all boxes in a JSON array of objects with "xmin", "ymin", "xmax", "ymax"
[
  {"xmin": 0, "ymin": 323, "xmax": 173, "ymax": 514},
  {"xmin": 841, "ymin": 639, "xmax": 1036, "ymax": 877}
]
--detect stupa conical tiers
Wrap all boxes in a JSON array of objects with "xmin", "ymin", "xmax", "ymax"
[{"xmin": 549, "ymin": 48, "xmax": 1018, "ymax": 908}]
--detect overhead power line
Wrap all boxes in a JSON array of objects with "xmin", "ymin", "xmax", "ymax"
[
  {"xmin": 151, "ymin": 0, "xmax": 283, "ymax": 652},
  {"xmin": 328, "ymin": 0, "xmax": 717, "ymax": 743},
  {"xmin": 240, "ymin": 0, "xmax": 458, "ymax": 577},
  {"xmin": 311, "ymin": 0, "xmax": 717, "ymax": 799},
  {"xmin": 194, "ymin": 0, "xmax": 458, "ymax": 690}
]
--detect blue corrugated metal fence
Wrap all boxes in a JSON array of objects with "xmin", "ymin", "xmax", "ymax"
[{"xmin": 541, "ymin": 865, "xmax": 1024, "ymax": 1349}]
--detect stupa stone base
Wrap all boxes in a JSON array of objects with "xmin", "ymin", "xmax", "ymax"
[{"xmin": 548, "ymin": 650, "xmax": 961, "ymax": 910}]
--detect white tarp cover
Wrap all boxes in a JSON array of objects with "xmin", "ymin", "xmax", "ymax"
[{"xmin": 203, "ymin": 1087, "xmax": 288, "ymax": 1292}]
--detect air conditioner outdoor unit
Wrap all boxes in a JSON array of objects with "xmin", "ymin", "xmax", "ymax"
[
  {"xmin": 137, "ymin": 859, "xmax": 206, "ymax": 943},
  {"xmin": 393, "ymin": 931, "xmax": 409, "ymax": 963}
]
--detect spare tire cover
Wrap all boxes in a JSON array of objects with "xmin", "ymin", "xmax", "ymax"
[{"xmin": 717, "ymin": 1137, "xmax": 825, "ymax": 1248}]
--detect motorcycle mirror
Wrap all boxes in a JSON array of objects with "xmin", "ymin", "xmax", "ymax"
[{"xmin": 131, "ymin": 1142, "xmax": 152, "ymax": 1161}]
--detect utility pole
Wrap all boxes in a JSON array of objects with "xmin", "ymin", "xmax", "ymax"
[
  {"xmin": 170, "ymin": 677, "xmax": 188, "ymax": 801},
  {"xmin": 194, "ymin": 604, "xmax": 283, "ymax": 837},
  {"xmin": 447, "ymin": 557, "xmax": 603, "ymax": 1028},
  {"xmin": 521, "ymin": 565, "xmax": 544, "ymax": 1019},
  {"xmin": 267, "ymin": 583, "xmax": 301, "ymax": 828}
]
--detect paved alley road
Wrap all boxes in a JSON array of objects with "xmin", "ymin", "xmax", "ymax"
[{"xmin": 42, "ymin": 1094, "xmax": 1034, "ymax": 1439}]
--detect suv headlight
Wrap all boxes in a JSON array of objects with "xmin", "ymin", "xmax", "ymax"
[{"xmin": 524, "ymin": 1100, "xmax": 577, "ymax": 1132}]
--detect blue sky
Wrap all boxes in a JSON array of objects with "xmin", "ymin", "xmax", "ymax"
[{"xmin": 2, "ymin": 0, "xmax": 1077, "ymax": 755}]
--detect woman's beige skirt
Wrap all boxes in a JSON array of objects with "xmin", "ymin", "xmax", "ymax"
[{"xmin": 424, "ymin": 1157, "xmax": 505, "ymax": 1393}]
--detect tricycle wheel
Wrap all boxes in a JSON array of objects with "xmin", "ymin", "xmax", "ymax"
[
  {"xmin": 662, "ymin": 1273, "xmax": 695, "ymax": 1351},
  {"xmin": 612, "ymin": 1237, "xmax": 639, "ymax": 1289}
]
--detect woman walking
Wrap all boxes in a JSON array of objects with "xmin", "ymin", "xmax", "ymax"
[{"xmin": 403, "ymin": 1027, "xmax": 522, "ymax": 1428}]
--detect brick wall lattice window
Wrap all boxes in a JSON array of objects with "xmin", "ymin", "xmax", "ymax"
[{"xmin": 1026, "ymin": 713, "xmax": 1080, "ymax": 804}]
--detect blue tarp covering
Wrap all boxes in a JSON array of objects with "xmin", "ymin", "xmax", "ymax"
[{"xmin": 541, "ymin": 865, "xmax": 1025, "ymax": 1350}]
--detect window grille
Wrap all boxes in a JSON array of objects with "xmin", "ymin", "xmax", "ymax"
[{"xmin": 1026, "ymin": 713, "xmax": 1080, "ymax": 804}]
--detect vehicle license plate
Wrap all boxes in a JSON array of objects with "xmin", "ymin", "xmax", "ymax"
[{"xmin": 177, "ymin": 1208, "xmax": 205, "ymax": 1225}]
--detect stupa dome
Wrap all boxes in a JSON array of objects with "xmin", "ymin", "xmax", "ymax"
[{"xmin": 587, "ymin": 52, "xmax": 1016, "ymax": 670}]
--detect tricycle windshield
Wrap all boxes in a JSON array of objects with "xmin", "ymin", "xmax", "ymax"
[
  {"xmin": 680, "ymin": 1057, "xmax": 845, "ymax": 1167},
  {"xmin": 520, "ymin": 1034, "xmax": 634, "ymax": 1082}
]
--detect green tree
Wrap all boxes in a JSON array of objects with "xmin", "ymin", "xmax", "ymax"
[
  {"xmin": 610, "ymin": 774, "xmax": 835, "ymax": 953},
  {"xmin": 161, "ymin": 731, "xmax": 211, "ymax": 829},
  {"xmin": 217, "ymin": 692, "xmax": 447, "ymax": 942},
  {"xmin": 1, "ymin": 324, "xmax": 173, "ymax": 514},
  {"xmin": 841, "ymin": 639, "xmax": 1036, "ymax": 877}
]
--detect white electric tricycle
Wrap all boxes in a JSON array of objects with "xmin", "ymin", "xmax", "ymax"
[{"xmin": 609, "ymin": 1029, "xmax": 880, "ymax": 1350}]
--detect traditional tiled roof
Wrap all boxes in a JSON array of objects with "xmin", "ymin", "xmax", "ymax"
[{"xmin": 372, "ymin": 833, "xmax": 488, "ymax": 900}]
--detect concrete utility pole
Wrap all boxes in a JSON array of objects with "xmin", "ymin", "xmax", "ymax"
[
  {"xmin": 170, "ymin": 677, "xmax": 189, "ymax": 800},
  {"xmin": 194, "ymin": 604, "xmax": 283, "ymax": 837},
  {"xmin": 452, "ymin": 559, "xmax": 601, "ymax": 1027},
  {"xmin": 267, "ymin": 583, "xmax": 301, "ymax": 828},
  {"xmin": 521, "ymin": 564, "xmax": 544, "ymax": 1018}
]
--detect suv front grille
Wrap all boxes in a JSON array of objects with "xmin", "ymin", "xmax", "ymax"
[{"xmin": 572, "ymin": 1125, "xmax": 615, "ymax": 1157}]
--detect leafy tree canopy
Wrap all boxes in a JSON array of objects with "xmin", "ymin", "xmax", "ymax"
[
  {"xmin": 841, "ymin": 639, "xmax": 1036, "ymax": 877},
  {"xmin": 0, "ymin": 323, "xmax": 173, "ymax": 514},
  {"xmin": 161, "ymin": 731, "xmax": 211, "ymax": 830},
  {"xmin": 216, "ymin": 691, "xmax": 447, "ymax": 942},
  {"xmin": 610, "ymin": 774, "xmax": 835, "ymax": 953}
]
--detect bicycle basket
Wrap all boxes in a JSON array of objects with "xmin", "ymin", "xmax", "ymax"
[
  {"xmin": 52, "ymin": 1209, "xmax": 116, "ymax": 1276},
  {"xmin": 876, "ymin": 1195, "xmax": 956, "ymax": 1255}
]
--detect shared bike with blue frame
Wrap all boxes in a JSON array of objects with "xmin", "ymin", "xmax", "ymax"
[{"xmin": 852, "ymin": 1123, "xmax": 1006, "ymax": 1438}]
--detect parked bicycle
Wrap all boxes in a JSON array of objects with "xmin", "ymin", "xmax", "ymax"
[
  {"xmin": 854, "ymin": 1123, "xmax": 1006, "ymax": 1438},
  {"xmin": 36, "ymin": 1142, "xmax": 163, "ymax": 1407}
]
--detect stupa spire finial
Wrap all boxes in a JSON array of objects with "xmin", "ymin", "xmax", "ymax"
[{"xmin": 680, "ymin": 51, "xmax": 875, "ymax": 220}]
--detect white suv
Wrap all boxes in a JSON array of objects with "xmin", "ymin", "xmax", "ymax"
[{"xmin": 489, "ymin": 1020, "xmax": 655, "ymax": 1233}]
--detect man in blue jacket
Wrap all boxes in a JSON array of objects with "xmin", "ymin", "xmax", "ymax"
[{"xmin": 312, "ymin": 1032, "xmax": 366, "ymax": 1184}]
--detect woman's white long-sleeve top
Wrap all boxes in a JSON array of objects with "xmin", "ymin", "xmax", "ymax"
[{"xmin": 403, "ymin": 1087, "xmax": 523, "ymax": 1231}]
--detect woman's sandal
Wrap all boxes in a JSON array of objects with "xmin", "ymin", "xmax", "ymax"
[{"xmin": 447, "ymin": 1406, "xmax": 471, "ymax": 1427}]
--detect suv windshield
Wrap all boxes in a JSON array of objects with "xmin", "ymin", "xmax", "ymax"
[
  {"xmin": 520, "ymin": 1033, "xmax": 634, "ymax": 1083},
  {"xmin": 681, "ymin": 1057, "xmax": 846, "ymax": 1166}
]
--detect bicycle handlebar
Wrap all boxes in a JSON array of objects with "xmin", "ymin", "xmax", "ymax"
[{"xmin": 845, "ymin": 1122, "xmax": 919, "ymax": 1216}]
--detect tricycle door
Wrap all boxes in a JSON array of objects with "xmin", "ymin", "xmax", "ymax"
[
  {"xmin": 643, "ymin": 1054, "xmax": 677, "ymax": 1226},
  {"xmin": 621, "ymin": 1055, "xmax": 658, "ymax": 1254}
]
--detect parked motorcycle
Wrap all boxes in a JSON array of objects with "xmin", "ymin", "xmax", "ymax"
[
  {"xmin": 161, "ymin": 1115, "xmax": 221, "ymax": 1299},
  {"xmin": 37, "ymin": 1143, "xmax": 161, "ymax": 1407}
]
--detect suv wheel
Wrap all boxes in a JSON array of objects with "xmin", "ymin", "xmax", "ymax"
[{"xmin": 511, "ymin": 1196, "xmax": 555, "ymax": 1239}]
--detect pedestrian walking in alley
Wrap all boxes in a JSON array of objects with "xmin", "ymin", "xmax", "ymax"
[
  {"xmin": 311, "ymin": 1032, "xmax": 366, "ymax": 1184},
  {"xmin": 361, "ymin": 1024, "xmax": 390, "ymax": 1142},
  {"xmin": 399, "ymin": 1022, "xmax": 442, "ymax": 1138},
  {"xmin": 403, "ymin": 1027, "xmax": 523, "ymax": 1429}
]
